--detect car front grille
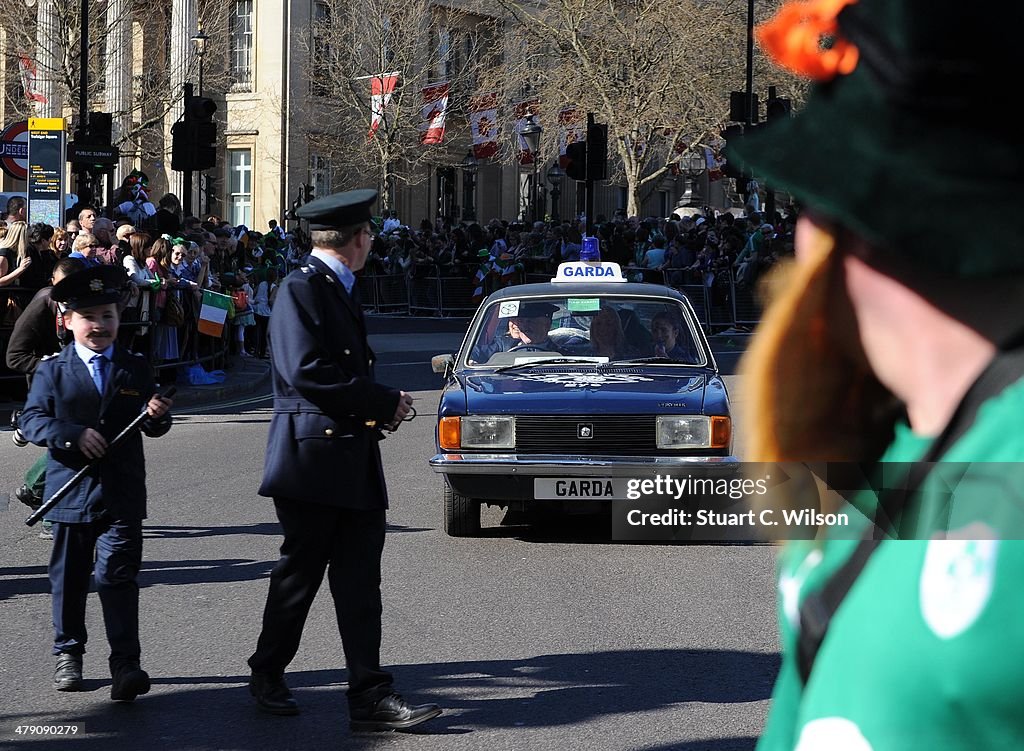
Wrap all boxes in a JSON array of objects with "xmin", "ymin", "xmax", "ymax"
[{"xmin": 515, "ymin": 415, "xmax": 658, "ymax": 455}]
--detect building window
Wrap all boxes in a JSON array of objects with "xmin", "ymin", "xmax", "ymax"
[
  {"xmin": 309, "ymin": 153, "xmax": 334, "ymax": 200},
  {"xmin": 229, "ymin": 1, "xmax": 254, "ymax": 91},
  {"xmin": 310, "ymin": 1, "xmax": 332, "ymax": 97},
  {"xmin": 658, "ymin": 190, "xmax": 670, "ymax": 218},
  {"xmin": 228, "ymin": 149, "xmax": 253, "ymax": 227}
]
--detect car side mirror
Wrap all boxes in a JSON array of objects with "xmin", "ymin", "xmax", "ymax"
[{"xmin": 431, "ymin": 353, "xmax": 455, "ymax": 377}]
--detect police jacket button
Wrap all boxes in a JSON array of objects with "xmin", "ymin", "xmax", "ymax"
[
  {"xmin": 325, "ymin": 428, "xmax": 334, "ymax": 436},
  {"xmin": 343, "ymin": 349, "xmax": 351, "ymax": 355},
  {"xmin": 65, "ymin": 441, "xmax": 72, "ymax": 448}
]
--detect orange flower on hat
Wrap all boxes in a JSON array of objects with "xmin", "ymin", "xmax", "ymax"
[{"xmin": 756, "ymin": 0, "xmax": 860, "ymax": 81}]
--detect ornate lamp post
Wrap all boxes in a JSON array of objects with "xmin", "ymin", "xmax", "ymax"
[
  {"xmin": 191, "ymin": 23, "xmax": 209, "ymax": 96},
  {"xmin": 459, "ymin": 150, "xmax": 479, "ymax": 221},
  {"xmin": 546, "ymin": 162, "xmax": 564, "ymax": 222},
  {"xmin": 682, "ymin": 149, "xmax": 707, "ymax": 208},
  {"xmin": 518, "ymin": 114, "xmax": 542, "ymax": 222}
]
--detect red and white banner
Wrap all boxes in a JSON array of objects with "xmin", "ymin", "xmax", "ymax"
[
  {"xmin": 470, "ymin": 93, "xmax": 499, "ymax": 159},
  {"xmin": 368, "ymin": 71, "xmax": 399, "ymax": 139},
  {"xmin": 705, "ymin": 146, "xmax": 724, "ymax": 182},
  {"xmin": 17, "ymin": 53, "xmax": 47, "ymax": 105},
  {"xmin": 514, "ymin": 99, "xmax": 540, "ymax": 165},
  {"xmin": 420, "ymin": 82, "xmax": 450, "ymax": 145},
  {"xmin": 557, "ymin": 108, "xmax": 583, "ymax": 168}
]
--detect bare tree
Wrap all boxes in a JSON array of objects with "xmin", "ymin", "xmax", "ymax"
[
  {"xmin": 301, "ymin": 0, "xmax": 496, "ymax": 210},
  {"xmin": 476, "ymin": 0, "xmax": 795, "ymax": 216},
  {"xmin": 0, "ymin": 0, "xmax": 230, "ymax": 166}
]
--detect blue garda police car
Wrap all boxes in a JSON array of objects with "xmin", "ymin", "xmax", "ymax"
[{"xmin": 430, "ymin": 260, "xmax": 736, "ymax": 536}]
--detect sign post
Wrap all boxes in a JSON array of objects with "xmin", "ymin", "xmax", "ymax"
[{"xmin": 27, "ymin": 117, "xmax": 66, "ymax": 226}]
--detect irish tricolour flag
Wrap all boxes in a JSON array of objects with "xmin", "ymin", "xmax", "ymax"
[{"xmin": 197, "ymin": 290, "xmax": 233, "ymax": 337}]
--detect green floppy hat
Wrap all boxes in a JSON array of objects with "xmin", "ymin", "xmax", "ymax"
[{"xmin": 730, "ymin": 0, "xmax": 1024, "ymax": 277}]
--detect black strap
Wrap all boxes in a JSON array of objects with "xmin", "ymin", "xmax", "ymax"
[{"xmin": 795, "ymin": 344, "xmax": 1024, "ymax": 684}]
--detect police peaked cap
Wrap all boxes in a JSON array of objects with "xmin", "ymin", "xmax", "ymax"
[
  {"xmin": 296, "ymin": 189, "xmax": 378, "ymax": 230},
  {"xmin": 515, "ymin": 301, "xmax": 559, "ymax": 318},
  {"xmin": 51, "ymin": 264, "xmax": 127, "ymax": 310}
]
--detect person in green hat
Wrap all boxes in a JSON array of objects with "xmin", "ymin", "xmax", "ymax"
[{"xmin": 730, "ymin": 0, "xmax": 1024, "ymax": 749}]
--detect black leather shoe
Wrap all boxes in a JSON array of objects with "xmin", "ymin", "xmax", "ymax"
[
  {"xmin": 249, "ymin": 673, "xmax": 299, "ymax": 716},
  {"xmin": 110, "ymin": 664, "xmax": 150, "ymax": 702},
  {"xmin": 349, "ymin": 692, "xmax": 442, "ymax": 732},
  {"xmin": 16, "ymin": 485, "xmax": 42, "ymax": 511},
  {"xmin": 54, "ymin": 654, "xmax": 83, "ymax": 692}
]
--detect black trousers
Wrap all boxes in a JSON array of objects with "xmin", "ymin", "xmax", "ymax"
[
  {"xmin": 50, "ymin": 518, "xmax": 143, "ymax": 672},
  {"xmin": 248, "ymin": 499, "xmax": 392, "ymax": 706}
]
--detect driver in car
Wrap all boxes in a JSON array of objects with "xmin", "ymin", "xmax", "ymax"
[{"xmin": 472, "ymin": 301, "xmax": 563, "ymax": 362}]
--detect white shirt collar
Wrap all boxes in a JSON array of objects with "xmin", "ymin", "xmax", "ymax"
[{"xmin": 310, "ymin": 249, "xmax": 355, "ymax": 293}]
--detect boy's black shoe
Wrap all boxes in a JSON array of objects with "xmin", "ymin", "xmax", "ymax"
[
  {"xmin": 15, "ymin": 485, "xmax": 42, "ymax": 511},
  {"xmin": 54, "ymin": 654, "xmax": 83, "ymax": 692},
  {"xmin": 349, "ymin": 693, "xmax": 442, "ymax": 732},
  {"xmin": 249, "ymin": 673, "xmax": 299, "ymax": 715},
  {"xmin": 110, "ymin": 663, "xmax": 150, "ymax": 702}
]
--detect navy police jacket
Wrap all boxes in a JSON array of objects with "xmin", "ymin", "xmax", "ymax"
[
  {"xmin": 258, "ymin": 256, "xmax": 401, "ymax": 508},
  {"xmin": 20, "ymin": 344, "xmax": 172, "ymax": 523}
]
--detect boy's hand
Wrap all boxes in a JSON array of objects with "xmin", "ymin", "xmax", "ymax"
[
  {"xmin": 147, "ymin": 394, "xmax": 172, "ymax": 418},
  {"xmin": 78, "ymin": 428, "xmax": 108, "ymax": 459}
]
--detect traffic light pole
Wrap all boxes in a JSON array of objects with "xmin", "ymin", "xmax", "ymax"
[{"xmin": 182, "ymin": 82, "xmax": 194, "ymax": 218}]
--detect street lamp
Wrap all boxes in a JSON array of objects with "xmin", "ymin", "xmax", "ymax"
[
  {"xmin": 459, "ymin": 150, "xmax": 478, "ymax": 222},
  {"xmin": 191, "ymin": 23, "xmax": 209, "ymax": 97},
  {"xmin": 546, "ymin": 162, "xmax": 564, "ymax": 222},
  {"xmin": 518, "ymin": 114, "xmax": 542, "ymax": 222},
  {"xmin": 681, "ymin": 149, "xmax": 707, "ymax": 207}
]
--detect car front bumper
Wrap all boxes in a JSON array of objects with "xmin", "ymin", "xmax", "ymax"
[{"xmin": 430, "ymin": 453, "xmax": 740, "ymax": 504}]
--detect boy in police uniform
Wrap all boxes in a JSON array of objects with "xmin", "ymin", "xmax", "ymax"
[{"xmin": 19, "ymin": 264, "xmax": 173, "ymax": 699}]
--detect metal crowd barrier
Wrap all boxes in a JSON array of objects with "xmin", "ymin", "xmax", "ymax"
[
  {"xmin": 349, "ymin": 268, "xmax": 767, "ymax": 330},
  {"xmin": 0, "ymin": 285, "xmax": 230, "ymax": 389}
]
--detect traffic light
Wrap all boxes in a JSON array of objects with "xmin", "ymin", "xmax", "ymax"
[
  {"xmin": 720, "ymin": 124, "xmax": 745, "ymax": 179},
  {"xmin": 88, "ymin": 112, "xmax": 112, "ymax": 145},
  {"xmin": 565, "ymin": 141, "xmax": 587, "ymax": 181},
  {"xmin": 171, "ymin": 95, "xmax": 218, "ymax": 172},
  {"xmin": 586, "ymin": 122, "xmax": 608, "ymax": 181},
  {"xmin": 302, "ymin": 183, "xmax": 315, "ymax": 204},
  {"xmin": 767, "ymin": 96, "xmax": 792, "ymax": 122}
]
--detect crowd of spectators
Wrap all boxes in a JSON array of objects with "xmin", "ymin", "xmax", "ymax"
[
  {"xmin": 362, "ymin": 206, "xmax": 795, "ymax": 301},
  {"xmin": 1, "ymin": 167, "xmax": 794, "ymax": 385},
  {"xmin": 0, "ymin": 177, "xmax": 302, "ymax": 380}
]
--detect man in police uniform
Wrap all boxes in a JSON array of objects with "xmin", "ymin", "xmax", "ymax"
[
  {"xmin": 19, "ymin": 264, "xmax": 173, "ymax": 699},
  {"xmin": 248, "ymin": 189, "xmax": 441, "ymax": 731}
]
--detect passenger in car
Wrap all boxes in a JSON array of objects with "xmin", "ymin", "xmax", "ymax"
[
  {"xmin": 587, "ymin": 307, "xmax": 635, "ymax": 360},
  {"xmin": 650, "ymin": 311, "xmax": 699, "ymax": 362}
]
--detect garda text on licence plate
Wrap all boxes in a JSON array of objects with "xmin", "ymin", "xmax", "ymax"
[{"xmin": 534, "ymin": 478, "xmax": 628, "ymax": 500}]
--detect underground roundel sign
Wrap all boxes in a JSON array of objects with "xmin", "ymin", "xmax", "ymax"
[{"xmin": 0, "ymin": 120, "xmax": 29, "ymax": 180}]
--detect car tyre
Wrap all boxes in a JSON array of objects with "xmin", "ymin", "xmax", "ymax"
[{"xmin": 444, "ymin": 482, "xmax": 481, "ymax": 537}]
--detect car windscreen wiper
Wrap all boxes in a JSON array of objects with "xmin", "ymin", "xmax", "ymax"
[
  {"xmin": 607, "ymin": 356, "xmax": 685, "ymax": 365},
  {"xmin": 492, "ymin": 357, "xmax": 606, "ymax": 373}
]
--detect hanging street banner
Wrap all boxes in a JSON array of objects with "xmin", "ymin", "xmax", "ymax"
[
  {"xmin": 0, "ymin": 120, "xmax": 29, "ymax": 180},
  {"xmin": 27, "ymin": 117, "xmax": 66, "ymax": 227}
]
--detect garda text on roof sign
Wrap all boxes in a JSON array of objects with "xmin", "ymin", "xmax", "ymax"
[{"xmin": 552, "ymin": 261, "xmax": 627, "ymax": 283}]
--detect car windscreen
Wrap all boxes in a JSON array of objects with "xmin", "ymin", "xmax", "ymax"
[{"xmin": 464, "ymin": 294, "xmax": 705, "ymax": 367}]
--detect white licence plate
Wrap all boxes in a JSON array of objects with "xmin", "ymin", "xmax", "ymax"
[{"xmin": 534, "ymin": 478, "xmax": 629, "ymax": 500}]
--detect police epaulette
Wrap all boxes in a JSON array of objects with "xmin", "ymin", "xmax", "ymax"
[{"xmin": 40, "ymin": 353, "xmax": 58, "ymax": 362}]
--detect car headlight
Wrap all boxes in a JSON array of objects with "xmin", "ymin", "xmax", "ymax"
[
  {"xmin": 438, "ymin": 416, "xmax": 516, "ymax": 450},
  {"xmin": 656, "ymin": 415, "xmax": 731, "ymax": 449}
]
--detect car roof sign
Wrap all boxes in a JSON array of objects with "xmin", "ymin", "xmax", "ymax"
[{"xmin": 552, "ymin": 261, "xmax": 627, "ymax": 283}]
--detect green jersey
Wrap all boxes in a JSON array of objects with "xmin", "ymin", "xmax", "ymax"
[{"xmin": 758, "ymin": 377, "xmax": 1024, "ymax": 750}]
